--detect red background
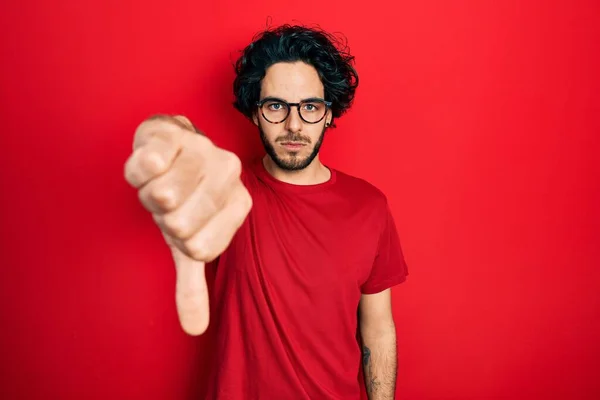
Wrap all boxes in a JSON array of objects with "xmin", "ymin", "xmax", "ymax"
[{"xmin": 1, "ymin": 1, "xmax": 599, "ymax": 399}]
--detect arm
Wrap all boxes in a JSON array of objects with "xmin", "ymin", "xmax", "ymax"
[{"xmin": 359, "ymin": 288, "xmax": 397, "ymax": 399}]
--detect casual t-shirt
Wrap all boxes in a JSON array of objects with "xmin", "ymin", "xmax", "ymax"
[{"xmin": 204, "ymin": 159, "xmax": 408, "ymax": 399}]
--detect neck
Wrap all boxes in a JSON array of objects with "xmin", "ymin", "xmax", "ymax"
[{"xmin": 262, "ymin": 155, "xmax": 331, "ymax": 185}]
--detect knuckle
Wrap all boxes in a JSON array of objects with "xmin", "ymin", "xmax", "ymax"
[
  {"xmin": 237, "ymin": 190, "xmax": 253, "ymax": 217},
  {"xmin": 138, "ymin": 187, "xmax": 155, "ymax": 211},
  {"xmin": 221, "ymin": 151, "xmax": 242, "ymax": 177},
  {"xmin": 162, "ymin": 213, "xmax": 190, "ymax": 239},
  {"xmin": 124, "ymin": 150, "xmax": 147, "ymax": 187},
  {"xmin": 184, "ymin": 236, "xmax": 217, "ymax": 262},
  {"xmin": 149, "ymin": 185, "xmax": 178, "ymax": 210},
  {"xmin": 124, "ymin": 163, "xmax": 140, "ymax": 187},
  {"xmin": 139, "ymin": 148, "xmax": 167, "ymax": 176}
]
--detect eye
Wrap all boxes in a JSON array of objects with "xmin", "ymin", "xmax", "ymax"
[
  {"xmin": 266, "ymin": 102, "xmax": 285, "ymax": 111},
  {"xmin": 302, "ymin": 102, "xmax": 321, "ymax": 112}
]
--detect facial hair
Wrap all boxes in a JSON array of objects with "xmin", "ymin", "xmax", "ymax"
[{"xmin": 259, "ymin": 124, "xmax": 326, "ymax": 171}]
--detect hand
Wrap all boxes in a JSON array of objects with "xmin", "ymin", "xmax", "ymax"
[{"xmin": 124, "ymin": 115, "xmax": 252, "ymax": 335}]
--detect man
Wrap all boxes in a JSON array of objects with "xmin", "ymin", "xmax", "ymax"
[{"xmin": 124, "ymin": 24, "xmax": 408, "ymax": 399}]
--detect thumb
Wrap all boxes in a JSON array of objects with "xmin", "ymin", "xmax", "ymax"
[{"xmin": 171, "ymin": 246, "xmax": 210, "ymax": 335}]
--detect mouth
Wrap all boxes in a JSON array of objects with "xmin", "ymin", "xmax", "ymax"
[{"xmin": 279, "ymin": 141, "xmax": 307, "ymax": 151}]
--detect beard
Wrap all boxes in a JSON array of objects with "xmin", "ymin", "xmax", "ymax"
[{"xmin": 259, "ymin": 124, "xmax": 326, "ymax": 171}]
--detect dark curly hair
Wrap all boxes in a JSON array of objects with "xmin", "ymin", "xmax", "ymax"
[{"xmin": 232, "ymin": 24, "xmax": 359, "ymax": 127}]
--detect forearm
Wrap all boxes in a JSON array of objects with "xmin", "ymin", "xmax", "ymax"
[{"xmin": 361, "ymin": 324, "xmax": 397, "ymax": 399}]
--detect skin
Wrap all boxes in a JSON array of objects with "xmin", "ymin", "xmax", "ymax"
[
  {"xmin": 360, "ymin": 290, "xmax": 398, "ymax": 399},
  {"xmin": 124, "ymin": 60, "xmax": 398, "ymax": 399},
  {"xmin": 252, "ymin": 61, "xmax": 332, "ymax": 186},
  {"xmin": 124, "ymin": 115, "xmax": 252, "ymax": 335}
]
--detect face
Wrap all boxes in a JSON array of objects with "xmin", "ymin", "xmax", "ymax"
[{"xmin": 253, "ymin": 61, "xmax": 332, "ymax": 171}]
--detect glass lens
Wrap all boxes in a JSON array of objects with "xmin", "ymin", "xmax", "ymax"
[
  {"xmin": 299, "ymin": 101, "xmax": 326, "ymax": 123},
  {"xmin": 261, "ymin": 100, "xmax": 289, "ymax": 123}
]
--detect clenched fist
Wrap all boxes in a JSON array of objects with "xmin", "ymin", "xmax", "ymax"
[{"xmin": 124, "ymin": 115, "xmax": 252, "ymax": 335}]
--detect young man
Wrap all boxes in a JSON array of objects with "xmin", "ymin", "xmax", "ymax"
[{"xmin": 125, "ymin": 24, "xmax": 408, "ymax": 399}]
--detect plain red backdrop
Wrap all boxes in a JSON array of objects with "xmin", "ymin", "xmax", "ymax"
[{"xmin": 1, "ymin": 1, "xmax": 599, "ymax": 399}]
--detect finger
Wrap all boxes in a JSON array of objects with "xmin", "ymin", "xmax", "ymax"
[
  {"xmin": 175, "ymin": 184, "xmax": 252, "ymax": 262},
  {"xmin": 153, "ymin": 154, "xmax": 242, "ymax": 239},
  {"xmin": 137, "ymin": 142, "xmax": 207, "ymax": 213},
  {"xmin": 171, "ymin": 248, "xmax": 210, "ymax": 336},
  {"xmin": 124, "ymin": 136, "xmax": 181, "ymax": 188}
]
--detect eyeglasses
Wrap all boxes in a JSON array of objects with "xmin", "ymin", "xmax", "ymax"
[{"xmin": 256, "ymin": 97, "xmax": 332, "ymax": 124}]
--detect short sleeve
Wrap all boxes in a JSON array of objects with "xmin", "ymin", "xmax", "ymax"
[{"xmin": 360, "ymin": 202, "xmax": 409, "ymax": 294}]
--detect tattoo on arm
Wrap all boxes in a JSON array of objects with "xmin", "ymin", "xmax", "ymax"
[{"xmin": 362, "ymin": 345, "xmax": 380, "ymax": 394}]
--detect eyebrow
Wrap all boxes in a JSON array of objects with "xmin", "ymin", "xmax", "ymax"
[{"xmin": 259, "ymin": 96, "xmax": 326, "ymax": 103}]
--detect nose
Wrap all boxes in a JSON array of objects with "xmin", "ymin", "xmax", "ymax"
[{"xmin": 285, "ymin": 105, "xmax": 303, "ymax": 133}]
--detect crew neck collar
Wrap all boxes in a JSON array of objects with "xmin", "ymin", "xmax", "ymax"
[{"xmin": 252, "ymin": 158, "xmax": 337, "ymax": 193}]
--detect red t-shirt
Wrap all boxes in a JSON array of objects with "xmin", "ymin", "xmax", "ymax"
[{"xmin": 204, "ymin": 160, "xmax": 408, "ymax": 399}]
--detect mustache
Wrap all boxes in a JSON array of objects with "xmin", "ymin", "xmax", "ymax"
[{"xmin": 276, "ymin": 133, "xmax": 311, "ymax": 144}]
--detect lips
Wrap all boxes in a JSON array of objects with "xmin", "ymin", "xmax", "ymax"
[{"xmin": 280, "ymin": 141, "xmax": 306, "ymax": 150}]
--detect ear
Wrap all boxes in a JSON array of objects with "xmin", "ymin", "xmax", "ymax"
[
  {"xmin": 326, "ymin": 112, "xmax": 333, "ymax": 127},
  {"xmin": 252, "ymin": 112, "xmax": 259, "ymax": 126}
]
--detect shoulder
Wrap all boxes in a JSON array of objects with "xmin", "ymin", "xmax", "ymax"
[{"xmin": 332, "ymin": 168, "xmax": 389, "ymax": 209}]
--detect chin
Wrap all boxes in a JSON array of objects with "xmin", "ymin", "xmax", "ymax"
[{"xmin": 273, "ymin": 155, "xmax": 312, "ymax": 171}]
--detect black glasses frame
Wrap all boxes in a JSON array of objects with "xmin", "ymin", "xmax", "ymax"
[{"xmin": 256, "ymin": 97, "xmax": 332, "ymax": 124}]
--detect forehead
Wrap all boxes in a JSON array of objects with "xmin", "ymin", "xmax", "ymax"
[{"xmin": 260, "ymin": 61, "xmax": 324, "ymax": 100}]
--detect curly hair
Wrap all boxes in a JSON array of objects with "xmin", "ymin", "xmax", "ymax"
[{"xmin": 232, "ymin": 24, "xmax": 359, "ymax": 127}]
